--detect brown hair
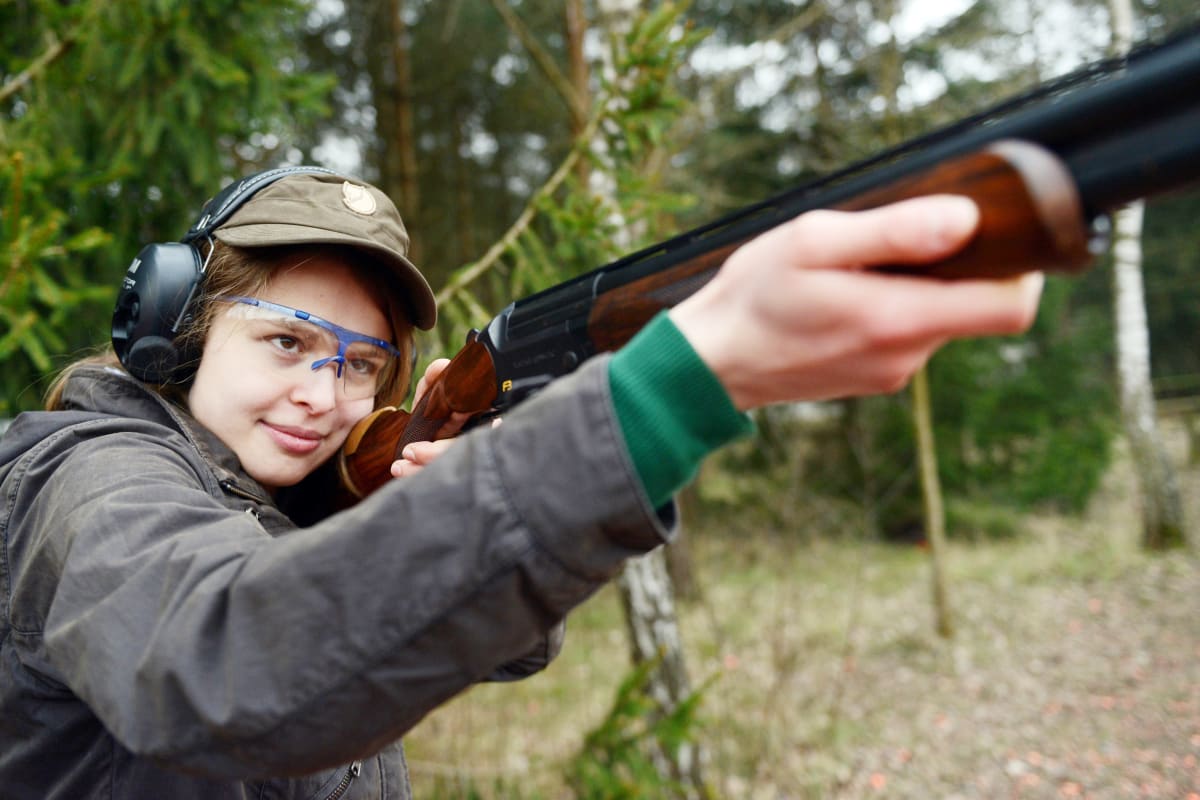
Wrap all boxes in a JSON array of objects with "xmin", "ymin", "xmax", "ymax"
[{"xmin": 46, "ymin": 242, "xmax": 416, "ymax": 410}]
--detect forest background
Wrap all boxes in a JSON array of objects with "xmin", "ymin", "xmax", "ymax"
[{"xmin": 2, "ymin": 0, "xmax": 1199, "ymax": 797}]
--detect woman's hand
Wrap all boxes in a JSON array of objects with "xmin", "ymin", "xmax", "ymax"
[
  {"xmin": 669, "ymin": 195, "xmax": 1044, "ymax": 411},
  {"xmin": 388, "ymin": 359, "xmax": 475, "ymax": 479}
]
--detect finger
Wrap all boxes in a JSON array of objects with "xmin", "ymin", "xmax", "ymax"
[
  {"xmin": 423, "ymin": 358, "xmax": 451, "ymax": 380},
  {"xmin": 758, "ymin": 195, "xmax": 981, "ymax": 273},
  {"xmin": 413, "ymin": 358, "xmax": 452, "ymax": 405},
  {"xmin": 434, "ymin": 410, "xmax": 474, "ymax": 440},
  {"xmin": 390, "ymin": 458, "xmax": 423, "ymax": 479},
  {"xmin": 389, "ymin": 440, "xmax": 452, "ymax": 479},
  {"xmin": 399, "ymin": 438, "xmax": 455, "ymax": 465},
  {"xmin": 849, "ymin": 269, "xmax": 1045, "ymax": 345}
]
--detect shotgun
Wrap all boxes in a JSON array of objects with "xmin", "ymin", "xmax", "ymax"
[{"xmin": 338, "ymin": 25, "xmax": 1200, "ymax": 500}]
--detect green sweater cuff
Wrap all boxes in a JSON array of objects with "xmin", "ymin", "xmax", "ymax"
[{"xmin": 609, "ymin": 312, "xmax": 755, "ymax": 508}]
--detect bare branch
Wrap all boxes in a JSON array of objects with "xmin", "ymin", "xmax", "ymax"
[
  {"xmin": 0, "ymin": 32, "xmax": 77, "ymax": 105},
  {"xmin": 486, "ymin": 0, "xmax": 589, "ymax": 122},
  {"xmin": 645, "ymin": 2, "xmax": 825, "ymax": 179},
  {"xmin": 435, "ymin": 110, "xmax": 602, "ymax": 306}
]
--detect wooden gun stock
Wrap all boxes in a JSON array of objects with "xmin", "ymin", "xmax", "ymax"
[
  {"xmin": 338, "ymin": 337, "xmax": 499, "ymax": 498},
  {"xmin": 338, "ymin": 140, "xmax": 1093, "ymax": 500}
]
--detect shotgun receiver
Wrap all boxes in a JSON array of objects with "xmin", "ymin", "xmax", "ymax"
[{"xmin": 339, "ymin": 25, "xmax": 1200, "ymax": 499}]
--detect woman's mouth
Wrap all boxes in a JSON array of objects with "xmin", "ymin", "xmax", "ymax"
[{"xmin": 263, "ymin": 423, "xmax": 324, "ymax": 455}]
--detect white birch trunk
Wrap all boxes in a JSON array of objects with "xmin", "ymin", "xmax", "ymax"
[
  {"xmin": 1108, "ymin": 0, "xmax": 1186, "ymax": 549},
  {"xmin": 594, "ymin": 1, "xmax": 708, "ymax": 795},
  {"xmin": 1111, "ymin": 202, "xmax": 1186, "ymax": 547},
  {"xmin": 592, "ymin": 0, "xmax": 640, "ymax": 251},
  {"xmin": 617, "ymin": 551, "xmax": 706, "ymax": 796}
]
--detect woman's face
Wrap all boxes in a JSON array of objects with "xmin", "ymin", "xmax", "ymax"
[{"xmin": 188, "ymin": 254, "xmax": 392, "ymax": 491}]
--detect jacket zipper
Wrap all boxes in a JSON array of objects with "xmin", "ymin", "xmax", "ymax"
[
  {"xmin": 322, "ymin": 760, "xmax": 362, "ymax": 800},
  {"xmin": 218, "ymin": 478, "xmax": 265, "ymax": 503}
]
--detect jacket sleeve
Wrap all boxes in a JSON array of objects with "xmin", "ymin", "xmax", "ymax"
[
  {"xmin": 18, "ymin": 356, "xmax": 673, "ymax": 778},
  {"xmin": 485, "ymin": 620, "xmax": 566, "ymax": 682}
]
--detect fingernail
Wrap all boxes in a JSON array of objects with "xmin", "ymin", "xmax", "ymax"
[{"xmin": 401, "ymin": 446, "xmax": 415, "ymax": 461}]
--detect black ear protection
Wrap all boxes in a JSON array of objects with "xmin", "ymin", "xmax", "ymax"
[{"xmin": 111, "ymin": 165, "xmax": 338, "ymax": 384}]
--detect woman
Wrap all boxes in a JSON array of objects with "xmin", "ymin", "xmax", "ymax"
[{"xmin": 0, "ymin": 169, "xmax": 1041, "ymax": 798}]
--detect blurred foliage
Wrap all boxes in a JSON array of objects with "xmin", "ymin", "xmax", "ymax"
[
  {"xmin": 300, "ymin": 0, "xmax": 582, "ymax": 288},
  {"xmin": 671, "ymin": 0, "xmax": 1047, "ymax": 226},
  {"xmin": 701, "ymin": 274, "xmax": 1118, "ymax": 539},
  {"xmin": 427, "ymin": 2, "xmax": 705, "ymax": 360},
  {"xmin": 1143, "ymin": 192, "xmax": 1200, "ymax": 383},
  {"xmin": 0, "ymin": 0, "xmax": 334, "ymax": 413},
  {"xmin": 931, "ymin": 275, "xmax": 1117, "ymax": 511},
  {"xmin": 0, "ymin": 154, "xmax": 112, "ymax": 401},
  {"xmin": 565, "ymin": 658, "xmax": 709, "ymax": 800}
]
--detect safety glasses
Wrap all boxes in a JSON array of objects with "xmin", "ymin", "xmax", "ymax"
[{"xmin": 218, "ymin": 296, "xmax": 402, "ymax": 400}]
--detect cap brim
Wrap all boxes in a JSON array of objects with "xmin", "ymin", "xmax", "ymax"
[{"xmin": 215, "ymin": 223, "xmax": 437, "ymax": 330}]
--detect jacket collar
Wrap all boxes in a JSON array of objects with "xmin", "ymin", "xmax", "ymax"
[{"xmin": 60, "ymin": 366, "xmax": 273, "ymax": 504}]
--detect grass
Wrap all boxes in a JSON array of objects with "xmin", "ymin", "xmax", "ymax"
[{"xmin": 402, "ymin": 427, "xmax": 1200, "ymax": 799}]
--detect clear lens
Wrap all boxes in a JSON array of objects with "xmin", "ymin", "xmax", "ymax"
[{"xmin": 221, "ymin": 298, "xmax": 399, "ymax": 400}]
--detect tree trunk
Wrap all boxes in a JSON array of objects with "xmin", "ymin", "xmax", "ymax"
[
  {"xmin": 1108, "ymin": 0, "xmax": 1187, "ymax": 550},
  {"xmin": 616, "ymin": 552, "xmax": 708, "ymax": 798},
  {"xmin": 666, "ymin": 487, "xmax": 702, "ymax": 602},
  {"xmin": 449, "ymin": 102, "xmax": 476, "ymax": 266},
  {"xmin": 564, "ymin": 0, "xmax": 591, "ymax": 184},
  {"xmin": 912, "ymin": 367, "xmax": 954, "ymax": 637},
  {"xmin": 594, "ymin": 1, "xmax": 707, "ymax": 795},
  {"xmin": 389, "ymin": 0, "xmax": 421, "ymax": 256},
  {"xmin": 360, "ymin": 0, "xmax": 421, "ymax": 261},
  {"xmin": 1111, "ymin": 202, "xmax": 1186, "ymax": 548},
  {"xmin": 879, "ymin": 0, "xmax": 956, "ymax": 632}
]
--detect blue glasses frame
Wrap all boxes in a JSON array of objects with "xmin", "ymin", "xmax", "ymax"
[{"xmin": 219, "ymin": 296, "xmax": 403, "ymax": 378}]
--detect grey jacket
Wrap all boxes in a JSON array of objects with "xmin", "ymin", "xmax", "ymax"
[{"xmin": 0, "ymin": 359, "xmax": 672, "ymax": 799}]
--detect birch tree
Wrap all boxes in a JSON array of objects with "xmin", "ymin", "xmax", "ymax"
[
  {"xmin": 593, "ymin": 2, "xmax": 708, "ymax": 794},
  {"xmin": 1107, "ymin": 0, "xmax": 1186, "ymax": 549}
]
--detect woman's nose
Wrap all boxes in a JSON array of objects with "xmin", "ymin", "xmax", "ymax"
[{"xmin": 291, "ymin": 359, "xmax": 342, "ymax": 410}]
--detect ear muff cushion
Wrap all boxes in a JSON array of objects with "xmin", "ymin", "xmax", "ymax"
[{"xmin": 111, "ymin": 242, "xmax": 203, "ymax": 383}]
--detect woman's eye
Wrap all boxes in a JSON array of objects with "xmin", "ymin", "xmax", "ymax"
[
  {"xmin": 346, "ymin": 357, "xmax": 382, "ymax": 377},
  {"xmin": 268, "ymin": 334, "xmax": 302, "ymax": 354}
]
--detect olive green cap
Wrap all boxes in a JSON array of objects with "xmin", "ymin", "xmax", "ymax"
[{"xmin": 213, "ymin": 172, "xmax": 437, "ymax": 329}]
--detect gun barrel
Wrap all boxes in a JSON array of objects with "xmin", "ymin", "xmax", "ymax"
[
  {"xmin": 487, "ymin": 27, "xmax": 1200, "ymax": 404},
  {"xmin": 1067, "ymin": 105, "xmax": 1200, "ymax": 214},
  {"xmin": 587, "ymin": 25, "xmax": 1200, "ymax": 296}
]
